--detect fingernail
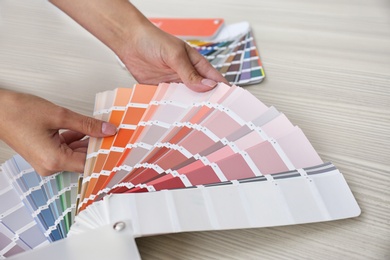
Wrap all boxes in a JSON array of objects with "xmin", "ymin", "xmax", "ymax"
[
  {"xmin": 102, "ymin": 122, "xmax": 117, "ymax": 135},
  {"xmin": 201, "ymin": 79, "xmax": 218, "ymax": 88}
]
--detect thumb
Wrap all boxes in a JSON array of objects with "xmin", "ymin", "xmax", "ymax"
[
  {"xmin": 60, "ymin": 108, "xmax": 117, "ymax": 137},
  {"xmin": 171, "ymin": 45, "xmax": 218, "ymax": 92}
]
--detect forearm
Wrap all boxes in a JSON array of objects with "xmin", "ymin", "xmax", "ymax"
[
  {"xmin": 49, "ymin": 0, "xmax": 150, "ymax": 58},
  {"xmin": 49, "ymin": 0, "xmax": 227, "ymax": 91},
  {"xmin": 0, "ymin": 89, "xmax": 17, "ymax": 142}
]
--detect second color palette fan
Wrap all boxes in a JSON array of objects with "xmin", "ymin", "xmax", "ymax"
[{"xmin": 77, "ymin": 83, "xmax": 353, "ymax": 212}]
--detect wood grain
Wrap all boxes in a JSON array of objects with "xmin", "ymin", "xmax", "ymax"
[{"xmin": 0, "ymin": 0, "xmax": 389, "ymax": 258}]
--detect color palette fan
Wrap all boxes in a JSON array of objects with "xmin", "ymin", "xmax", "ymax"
[
  {"xmin": 0, "ymin": 83, "xmax": 360, "ymax": 259},
  {"xmin": 0, "ymin": 156, "xmax": 78, "ymax": 258},
  {"xmin": 126, "ymin": 19, "xmax": 265, "ymax": 85},
  {"xmin": 187, "ymin": 21, "xmax": 265, "ymax": 85}
]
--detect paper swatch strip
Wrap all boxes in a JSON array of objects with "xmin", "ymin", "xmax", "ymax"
[
  {"xmin": 70, "ymin": 162, "xmax": 360, "ymax": 239},
  {"xmin": 0, "ymin": 155, "xmax": 78, "ymax": 257}
]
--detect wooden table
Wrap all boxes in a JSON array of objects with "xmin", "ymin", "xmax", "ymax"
[{"xmin": 1, "ymin": 0, "xmax": 389, "ymax": 258}]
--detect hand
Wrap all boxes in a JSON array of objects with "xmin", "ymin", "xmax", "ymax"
[
  {"xmin": 0, "ymin": 90, "xmax": 117, "ymax": 176},
  {"xmin": 49, "ymin": 0, "xmax": 228, "ymax": 92},
  {"xmin": 118, "ymin": 21, "xmax": 228, "ymax": 92}
]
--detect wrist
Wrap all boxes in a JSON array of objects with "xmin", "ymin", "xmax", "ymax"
[{"xmin": 113, "ymin": 3, "xmax": 155, "ymax": 63}]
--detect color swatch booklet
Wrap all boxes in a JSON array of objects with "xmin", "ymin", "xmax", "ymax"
[
  {"xmin": 150, "ymin": 18, "xmax": 265, "ymax": 85},
  {"xmin": 0, "ymin": 82, "xmax": 360, "ymax": 259}
]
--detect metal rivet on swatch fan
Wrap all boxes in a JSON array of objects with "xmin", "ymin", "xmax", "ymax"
[{"xmin": 113, "ymin": 221, "xmax": 126, "ymax": 231}]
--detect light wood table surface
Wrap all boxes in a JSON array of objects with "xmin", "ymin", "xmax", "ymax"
[{"xmin": 0, "ymin": 0, "xmax": 389, "ymax": 259}]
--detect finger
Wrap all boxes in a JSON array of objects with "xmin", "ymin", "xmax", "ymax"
[
  {"xmin": 168, "ymin": 42, "xmax": 217, "ymax": 92},
  {"xmin": 60, "ymin": 130, "xmax": 86, "ymax": 144},
  {"xmin": 58, "ymin": 108, "xmax": 117, "ymax": 138},
  {"xmin": 33, "ymin": 147, "xmax": 87, "ymax": 176},
  {"xmin": 58, "ymin": 149, "xmax": 88, "ymax": 174},
  {"xmin": 73, "ymin": 147, "xmax": 88, "ymax": 153},
  {"xmin": 186, "ymin": 46, "xmax": 229, "ymax": 85},
  {"xmin": 68, "ymin": 139, "xmax": 89, "ymax": 150},
  {"xmin": 64, "ymin": 152, "xmax": 86, "ymax": 173}
]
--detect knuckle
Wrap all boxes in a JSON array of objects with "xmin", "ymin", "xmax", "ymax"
[
  {"xmin": 187, "ymin": 70, "xmax": 201, "ymax": 83},
  {"xmin": 39, "ymin": 156, "xmax": 61, "ymax": 176},
  {"xmin": 52, "ymin": 106, "xmax": 70, "ymax": 125},
  {"xmin": 82, "ymin": 116, "xmax": 96, "ymax": 134},
  {"xmin": 38, "ymin": 146, "xmax": 74, "ymax": 176},
  {"xmin": 169, "ymin": 41, "xmax": 187, "ymax": 59},
  {"xmin": 169, "ymin": 49, "xmax": 184, "ymax": 63}
]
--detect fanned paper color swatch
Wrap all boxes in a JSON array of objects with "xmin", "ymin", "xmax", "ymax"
[
  {"xmin": 118, "ymin": 20, "xmax": 265, "ymax": 85},
  {"xmin": 0, "ymin": 155, "xmax": 78, "ymax": 257},
  {"xmin": 0, "ymin": 83, "xmax": 360, "ymax": 259},
  {"xmin": 77, "ymin": 82, "xmax": 328, "ymax": 211},
  {"xmin": 188, "ymin": 22, "xmax": 265, "ymax": 85}
]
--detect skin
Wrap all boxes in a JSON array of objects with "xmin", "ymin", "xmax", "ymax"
[
  {"xmin": 0, "ymin": 89, "xmax": 117, "ymax": 176},
  {"xmin": 49, "ymin": 0, "xmax": 227, "ymax": 91},
  {"xmin": 0, "ymin": 0, "xmax": 227, "ymax": 176}
]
